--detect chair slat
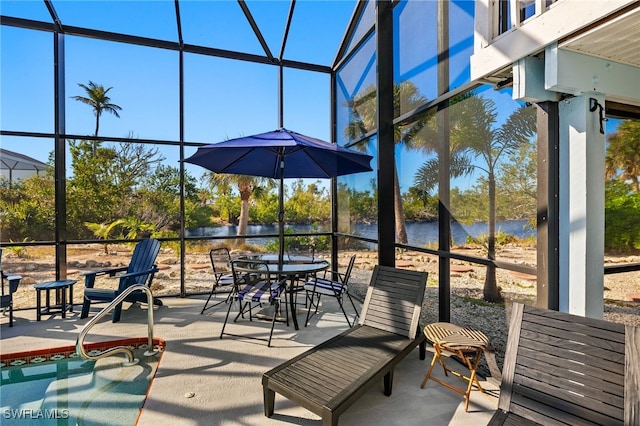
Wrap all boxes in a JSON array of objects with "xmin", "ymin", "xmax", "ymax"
[{"xmin": 490, "ymin": 303, "xmax": 636, "ymax": 426}]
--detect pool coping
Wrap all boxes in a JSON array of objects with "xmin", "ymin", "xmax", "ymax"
[{"xmin": 0, "ymin": 337, "xmax": 166, "ymax": 368}]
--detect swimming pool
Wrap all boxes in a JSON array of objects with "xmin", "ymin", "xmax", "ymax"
[{"xmin": 0, "ymin": 337, "xmax": 165, "ymax": 425}]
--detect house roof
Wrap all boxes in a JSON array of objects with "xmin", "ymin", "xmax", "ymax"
[{"xmin": 0, "ymin": 148, "xmax": 48, "ymax": 172}]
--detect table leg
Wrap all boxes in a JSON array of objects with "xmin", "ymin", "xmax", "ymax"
[
  {"xmin": 46, "ymin": 289, "xmax": 51, "ymax": 311},
  {"xmin": 289, "ymin": 278, "xmax": 299, "ymax": 330},
  {"xmin": 36, "ymin": 289, "xmax": 41, "ymax": 321},
  {"xmin": 61, "ymin": 286, "xmax": 66, "ymax": 318},
  {"xmin": 69, "ymin": 284, "xmax": 74, "ymax": 312}
]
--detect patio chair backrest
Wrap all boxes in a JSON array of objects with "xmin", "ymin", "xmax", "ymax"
[
  {"xmin": 127, "ymin": 239, "xmax": 161, "ymax": 285},
  {"xmin": 341, "ymin": 254, "xmax": 356, "ymax": 285},
  {"xmin": 209, "ymin": 247, "xmax": 232, "ymax": 281},
  {"xmin": 492, "ymin": 302, "xmax": 640, "ymax": 426},
  {"xmin": 287, "ymin": 243, "xmax": 315, "ymax": 262},
  {"xmin": 230, "ymin": 258, "xmax": 271, "ymax": 288}
]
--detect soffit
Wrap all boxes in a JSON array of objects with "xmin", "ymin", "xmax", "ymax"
[{"xmin": 559, "ymin": 6, "xmax": 640, "ymax": 68}]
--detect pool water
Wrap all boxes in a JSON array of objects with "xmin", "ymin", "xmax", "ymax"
[{"xmin": 0, "ymin": 339, "xmax": 164, "ymax": 425}]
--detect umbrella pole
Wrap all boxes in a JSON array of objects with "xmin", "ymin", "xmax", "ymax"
[{"xmin": 278, "ymin": 160, "xmax": 285, "ymax": 271}]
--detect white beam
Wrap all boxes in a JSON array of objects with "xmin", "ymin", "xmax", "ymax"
[{"xmin": 545, "ymin": 45, "xmax": 640, "ymax": 105}]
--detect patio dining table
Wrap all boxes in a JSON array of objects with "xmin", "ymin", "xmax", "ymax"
[{"xmin": 234, "ymin": 254, "xmax": 329, "ymax": 330}]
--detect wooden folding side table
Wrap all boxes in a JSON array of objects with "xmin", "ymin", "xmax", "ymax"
[{"xmin": 420, "ymin": 322, "xmax": 489, "ymax": 411}]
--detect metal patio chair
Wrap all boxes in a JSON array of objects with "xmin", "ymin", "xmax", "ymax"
[
  {"xmin": 200, "ymin": 247, "xmax": 235, "ymax": 314},
  {"xmin": 303, "ymin": 254, "xmax": 359, "ymax": 327},
  {"xmin": 220, "ymin": 259, "xmax": 288, "ymax": 347}
]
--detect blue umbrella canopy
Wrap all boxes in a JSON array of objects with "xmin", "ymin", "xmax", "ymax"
[
  {"xmin": 184, "ymin": 128, "xmax": 373, "ymax": 265},
  {"xmin": 184, "ymin": 128, "xmax": 372, "ymax": 178}
]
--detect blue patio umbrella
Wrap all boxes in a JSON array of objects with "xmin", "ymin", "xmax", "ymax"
[{"xmin": 183, "ymin": 128, "xmax": 373, "ymax": 266}]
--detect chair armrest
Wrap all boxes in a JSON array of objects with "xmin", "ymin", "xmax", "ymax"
[
  {"xmin": 81, "ymin": 266, "xmax": 128, "ymax": 278},
  {"xmin": 2, "ymin": 269, "xmax": 22, "ymax": 293},
  {"xmin": 6, "ymin": 275, "xmax": 21, "ymax": 293},
  {"xmin": 81, "ymin": 266, "xmax": 129, "ymax": 288},
  {"xmin": 115, "ymin": 266, "xmax": 160, "ymax": 292},
  {"xmin": 116, "ymin": 266, "xmax": 159, "ymax": 279},
  {"xmin": 319, "ymin": 270, "xmax": 345, "ymax": 283},
  {"xmin": 1, "ymin": 274, "xmax": 21, "ymax": 295}
]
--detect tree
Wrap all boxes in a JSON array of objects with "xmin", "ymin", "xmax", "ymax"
[
  {"xmin": 415, "ymin": 92, "xmax": 536, "ymax": 301},
  {"xmin": 84, "ymin": 219, "xmax": 125, "ymax": 253},
  {"xmin": 0, "ymin": 174, "xmax": 55, "ymax": 242},
  {"xmin": 285, "ymin": 179, "xmax": 330, "ymax": 224},
  {"xmin": 72, "ymin": 81, "xmax": 122, "ymax": 153},
  {"xmin": 113, "ymin": 136, "xmax": 163, "ymax": 189},
  {"xmin": 206, "ymin": 177, "xmax": 240, "ymax": 224},
  {"xmin": 496, "ymin": 140, "xmax": 537, "ymax": 221},
  {"xmin": 606, "ymin": 120, "xmax": 640, "ymax": 193},
  {"xmin": 403, "ymin": 186, "xmax": 438, "ymax": 221},
  {"xmin": 450, "ymin": 95, "xmax": 537, "ymax": 302},
  {"xmin": 206, "ymin": 173, "xmax": 268, "ymax": 236},
  {"xmin": 344, "ymin": 82, "xmax": 433, "ymax": 243},
  {"xmin": 66, "ymin": 139, "xmax": 165, "ymax": 238},
  {"xmin": 605, "ymin": 180, "xmax": 640, "ymax": 251},
  {"xmin": 336, "ymin": 180, "xmax": 378, "ymax": 230},
  {"xmin": 120, "ymin": 216, "xmax": 156, "ymax": 240},
  {"xmin": 66, "ymin": 140, "xmax": 124, "ymax": 236}
]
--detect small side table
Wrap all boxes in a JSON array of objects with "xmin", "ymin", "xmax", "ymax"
[
  {"xmin": 420, "ymin": 322, "xmax": 490, "ymax": 411},
  {"xmin": 34, "ymin": 279, "xmax": 77, "ymax": 321}
]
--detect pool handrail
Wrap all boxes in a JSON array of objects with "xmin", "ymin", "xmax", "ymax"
[{"xmin": 76, "ymin": 283, "xmax": 157, "ymax": 366}]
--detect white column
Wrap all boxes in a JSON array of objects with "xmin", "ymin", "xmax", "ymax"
[{"xmin": 558, "ymin": 94, "xmax": 605, "ymax": 318}]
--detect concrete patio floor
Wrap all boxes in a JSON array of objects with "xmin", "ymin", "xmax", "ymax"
[{"xmin": 1, "ymin": 294, "xmax": 498, "ymax": 425}]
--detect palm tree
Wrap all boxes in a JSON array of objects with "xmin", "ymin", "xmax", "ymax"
[
  {"xmin": 606, "ymin": 120, "xmax": 640, "ymax": 193},
  {"xmin": 121, "ymin": 216, "xmax": 155, "ymax": 240},
  {"xmin": 415, "ymin": 92, "xmax": 536, "ymax": 302},
  {"xmin": 84, "ymin": 219, "xmax": 125, "ymax": 253},
  {"xmin": 207, "ymin": 173, "xmax": 267, "ymax": 236},
  {"xmin": 344, "ymin": 81, "xmax": 432, "ymax": 243},
  {"xmin": 411, "ymin": 93, "xmax": 479, "ymax": 196},
  {"xmin": 451, "ymin": 95, "xmax": 536, "ymax": 302},
  {"xmin": 72, "ymin": 81, "xmax": 122, "ymax": 153}
]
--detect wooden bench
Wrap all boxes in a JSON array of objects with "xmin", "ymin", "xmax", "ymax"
[
  {"xmin": 489, "ymin": 302, "xmax": 640, "ymax": 426},
  {"xmin": 262, "ymin": 265, "xmax": 428, "ymax": 426}
]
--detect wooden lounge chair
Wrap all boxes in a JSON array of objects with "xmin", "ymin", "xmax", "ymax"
[
  {"xmin": 80, "ymin": 238, "xmax": 161, "ymax": 323},
  {"xmin": 263, "ymin": 265, "xmax": 428, "ymax": 426},
  {"xmin": 489, "ymin": 302, "xmax": 640, "ymax": 426}
]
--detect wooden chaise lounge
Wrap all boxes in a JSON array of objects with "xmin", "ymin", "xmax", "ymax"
[
  {"xmin": 489, "ymin": 302, "xmax": 640, "ymax": 426},
  {"xmin": 262, "ymin": 265, "xmax": 428, "ymax": 426}
]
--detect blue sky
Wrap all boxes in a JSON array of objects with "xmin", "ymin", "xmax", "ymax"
[
  {"xmin": 1, "ymin": 0, "xmax": 367, "ymax": 191},
  {"xmin": 1, "ymin": 1, "xmax": 353, "ymax": 146},
  {"xmin": 3, "ymin": 1, "xmax": 616, "ymax": 197}
]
